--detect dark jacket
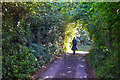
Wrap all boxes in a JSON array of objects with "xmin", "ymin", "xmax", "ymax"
[{"xmin": 72, "ymin": 39, "xmax": 77, "ymax": 50}]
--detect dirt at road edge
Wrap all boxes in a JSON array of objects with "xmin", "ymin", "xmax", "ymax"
[
  {"xmin": 84, "ymin": 54, "xmax": 97, "ymax": 79},
  {"xmin": 30, "ymin": 54, "xmax": 65, "ymax": 80}
]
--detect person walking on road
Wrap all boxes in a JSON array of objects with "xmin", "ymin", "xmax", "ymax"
[{"xmin": 72, "ymin": 37, "xmax": 77, "ymax": 55}]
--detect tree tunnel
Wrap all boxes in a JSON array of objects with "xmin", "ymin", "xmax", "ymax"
[{"xmin": 2, "ymin": 2, "xmax": 120, "ymax": 79}]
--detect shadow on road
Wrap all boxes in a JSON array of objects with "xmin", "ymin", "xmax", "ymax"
[{"xmin": 40, "ymin": 53, "xmax": 88, "ymax": 79}]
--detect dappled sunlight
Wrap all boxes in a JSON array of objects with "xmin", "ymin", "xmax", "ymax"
[
  {"xmin": 42, "ymin": 65, "xmax": 47, "ymax": 68},
  {"xmin": 80, "ymin": 77, "xmax": 82, "ymax": 78},
  {"xmin": 3, "ymin": 2, "xmax": 119, "ymax": 79},
  {"xmin": 67, "ymin": 67, "xmax": 71, "ymax": 69},
  {"xmin": 76, "ymin": 51, "xmax": 89, "ymax": 54},
  {"xmin": 84, "ymin": 76, "xmax": 87, "ymax": 78},
  {"xmin": 60, "ymin": 73, "xmax": 66, "ymax": 76},
  {"xmin": 41, "ymin": 49, "xmax": 88, "ymax": 79},
  {"xmin": 66, "ymin": 49, "xmax": 73, "ymax": 53},
  {"xmin": 66, "ymin": 50, "xmax": 89, "ymax": 54},
  {"xmin": 67, "ymin": 71, "xmax": 72, "ymax": 73},
  {"xmin": 77, "ymin": 64, "xmax": 84, "ymax": 68},
  {"xmin": 43, "ymin": 76, "xmax": 54, "ymax": 79},
  {"xmin": 82, "ymin": 59, "xmax": 85, "ymax": 62}
]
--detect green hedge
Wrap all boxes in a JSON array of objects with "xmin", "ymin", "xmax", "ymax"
[
  {"xmin": 88, "ymin": 46, "xmax": 119, "ymax": 78},
  {"xmin": 2, "ymin": 43, "xmax": 52, "ymax": 79}
]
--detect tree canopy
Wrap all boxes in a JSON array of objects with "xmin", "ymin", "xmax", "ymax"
[{"xmin": 2, "ymin": 2, "xmax": 120, "ymax": 79}]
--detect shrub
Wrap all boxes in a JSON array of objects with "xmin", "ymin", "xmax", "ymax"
[{"xmin": 88, "ymin": 47, "xmax": 119, "ymax": 78}]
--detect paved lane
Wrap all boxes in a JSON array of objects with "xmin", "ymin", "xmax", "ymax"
[{"xmin": 40, "ymin": 52, "xmax": 88, "ymax": 80}]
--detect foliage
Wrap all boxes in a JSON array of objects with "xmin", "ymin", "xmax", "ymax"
[
  {"xmin": 2, "ymin": 2, "xmax": 82, "ymax": 79},
  {"xmin": 2, "ymin": 2, "xmax": 120, "ymax": 79},
  {"xmin": 63, "ymin": 23, "xmax": 77, "ymax": 51},
  {"xmin": 69, "ymin": 2, "xmax": 120, "ymax": 78},
  {"xmin": 89, "ymin": 47, "xmax": 119, "ymax": 78},
  {"xmin": 85, "ymin": 2, "xmax": 120, "ymax": 78},
  {"xmin": 29, "ymin": 43, "xmax": 51, "ymax": 63},
  {"xmin": 2, "ymin": 2, "xmax": 66, "ymax": 79},
  {"xmin": 2, "ymin": 44, "xmax": 36, "ymax": 79}
]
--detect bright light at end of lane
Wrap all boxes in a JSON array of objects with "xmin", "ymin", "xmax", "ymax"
[{"xmin": 66, "ymin": 50, "xmax": 89, "ymax": 54}]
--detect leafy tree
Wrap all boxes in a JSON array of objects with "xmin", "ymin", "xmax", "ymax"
[{"xmin": 2, "ymin": 2, "xmax": 120, "ymax": 79}]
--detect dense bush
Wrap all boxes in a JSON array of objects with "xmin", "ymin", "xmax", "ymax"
[
  {"xmin": 89, "ymin": 46, "xmax": 119, "ymax": 78},
  {"xmin": 2, "ymin": 2, "xmax": 120, "ymax": 79},
  {"xmin": 2, "ymin": 43, "xmax": 52, "ymax": 79},
  {"xmin": 70, "ymin": 2, "xmax": 120, "ymax": 78},
  {"xmin": 2, "ymin": 44, "xmax": 35, "ymax": 79},
  {"xmin": 2, "ymin": 2, "xmax": 65, "ymax": 79},
  {"xmin": 69, "ymin": 2, "xmax": 120, "ymax": 78},
  {"xmin": 86, "ymin": 2, "xmax": 120, "ymax": 78},
  {"xmin": 30, "ymin": 43, "xmax": 51, "ymax": 64},
  {"xmin": 2, "ymin": 2, "xmax": 79, "ymax": 79}
]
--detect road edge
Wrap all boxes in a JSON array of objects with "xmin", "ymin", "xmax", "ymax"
[{"xmin": 84, "ymin": 54, "xmax": 97, "ymax": 79}]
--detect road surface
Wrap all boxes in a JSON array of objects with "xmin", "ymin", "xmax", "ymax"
[{"xmin": 39, "ymin": 51, "xmax": 89, "ymax": 80}]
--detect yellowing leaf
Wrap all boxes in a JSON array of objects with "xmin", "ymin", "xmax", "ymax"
[
  {"xmin": 106, "ymin": 49, "xmax": 109, "ymax": 51},
  {"xmin": 32, "ymin": 11, "xmax": 36, "ymax": 14},
  {"xmin": 30, "ymin": 8, "xmax": 32, "ymax": 10},
  {"xmin": 35, "ymin": 58, "xmax": 37, "ymax": 61}
]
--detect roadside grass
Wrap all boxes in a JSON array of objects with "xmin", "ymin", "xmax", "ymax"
[
  {"xmin": 77, "ymin": 45, "xmax": 92, "ymax": 51},
  {"xmin": 0, "ymin": 56, "xmax": 2, "ymax": 80}
]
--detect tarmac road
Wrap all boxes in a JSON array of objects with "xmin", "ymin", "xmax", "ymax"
[{"xmin": 40, "ymin": 52, "xmax": 88, "ymax": 80}]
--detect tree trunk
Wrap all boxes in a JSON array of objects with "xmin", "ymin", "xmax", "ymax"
[{"xmin": 37, "ymin": 27, "xmax": 41, "ymax": 45}]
